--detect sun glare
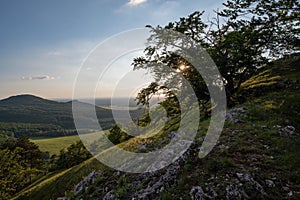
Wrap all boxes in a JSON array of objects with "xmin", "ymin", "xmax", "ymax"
[
  {"xmin": 179, "ymin": 65, "xmax": 186, "ymax": 71},
  {"xmin": 176, "ymin": 65, "xmax": 189, "ymax": 72}
]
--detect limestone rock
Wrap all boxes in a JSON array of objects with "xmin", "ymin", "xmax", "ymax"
[
  {"xmin": 103, "ymin": 191, "xmax": 116, "ymax": 200},
  {"xmin": 278, "ymin": 125, "xmax": 296, "ymax": 137},
  {"xmin": 226, "ymin": 107, "xmax": 248, "ymax": 124},
  {"xmin": 74, "ymin": 170, "xmax": 100, "ymax": 195}
]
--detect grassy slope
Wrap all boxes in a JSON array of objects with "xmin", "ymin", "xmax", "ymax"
[
  {"xmin": 14, "ymin": 158, "xmax": 105, "ymax": 200},
  {"xmin": 15, "ymin": 55, "xmax": 300, "ymax": 199},
  {"xmin": 14, "ymin": 117, "xmax": 184, "ymax": 199},
  {"xmin": 168, "ymin": 55, "xmax": 300, "ymax": 199}
]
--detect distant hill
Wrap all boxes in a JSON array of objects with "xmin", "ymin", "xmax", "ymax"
[
  {"xmin": 1, "ymin": 94, "xmax": 59, "ymax": 106},
  {"xmin": 0, "ymin": 94, "xmax": 143, "ymax": 138},
  {"xmin": 0, "ymin": 95, "xmax": 75, "ymax": 128}
]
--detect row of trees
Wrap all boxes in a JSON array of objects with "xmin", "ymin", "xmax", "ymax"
[
  {"xmin": 0, "ymin": 122, "xmax": 78, "ymax": 138},
  {"xmin": 133, "ymin": 0, "xmax": 300, "ymax": 113}
]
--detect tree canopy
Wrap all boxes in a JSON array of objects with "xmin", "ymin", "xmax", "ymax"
[
  {"xmin": 133, "ymin": 0, "xmax": 300, "ymax": 110},
  {"xmin": 0, "ymin": 136, "xmax": 46, "ymax": 199}
]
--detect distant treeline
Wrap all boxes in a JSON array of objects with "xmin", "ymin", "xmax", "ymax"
[{"xmin": 0, "ymin": 122, "xmax": 78, "ymax": 138}]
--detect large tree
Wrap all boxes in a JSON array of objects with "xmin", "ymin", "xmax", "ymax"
[{"xmin": 133, "ymin": 0, "xmax": 300, "ymax": 109}]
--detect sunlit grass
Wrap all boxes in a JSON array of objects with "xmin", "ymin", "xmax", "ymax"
[{"xmin": 31, "ymin": 132, "xmax": 103, "ymax": 155}]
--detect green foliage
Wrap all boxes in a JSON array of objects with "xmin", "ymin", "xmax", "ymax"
[
  {"xmin": 0, "ymin": 136, "xmax": 46, "ymax": 199},
  {"xmin": 115, "ymin": 175, "xmax": 132, "ymax": 198},
  {"xmin": 15, "ymin": 157, "xmax": 105, "ymax": 200},
  {"xmin": 132, "ymin": 0, "xmax": 300, "ymax": 109},
  {"xmin": 54, "ymin": 141, "xmax": 92, "ymax": 170},
  {"xmin": 205, "ymin": 158, "xmax": 235, "ymax": 173},
  {"xmin": 107, "ymin": 124, "xmax": 132, "ymax": 145},
  {"xmin": 0, "ymin": 148, "xmax": 26, "ymax": 199},
  {"xmin": 161, "ymin": 191, "xmax": 172, "ymax": 200},
  {"xmin": 0, "ymin": 122, "xmax": 78, "ymax": 138},
  {"xmin": 95, "ymin": 176, "xmax": 105, "ymax": 186}
]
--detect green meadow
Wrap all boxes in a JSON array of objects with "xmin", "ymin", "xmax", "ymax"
[{"xmin": 31, "ymin": 132, "xmax": 103, "ymax": 155}]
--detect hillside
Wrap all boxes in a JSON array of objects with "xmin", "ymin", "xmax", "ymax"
[
  {"xmin": 14, "ymin": 55, "xmax": 300, "ymax": 199},
  {"xmin": 0, "ymin": 95, "xmax": 138, "ymax": 138}
]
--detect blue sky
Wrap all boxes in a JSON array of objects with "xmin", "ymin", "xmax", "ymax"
[{"xmin": 0, "ymin": 0, "xmax": 224, "ymax": 99}]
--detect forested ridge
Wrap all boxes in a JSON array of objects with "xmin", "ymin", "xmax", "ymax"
[{"xmin": 0, "ymin": 94, "xmax": 145, "ymax": 138}]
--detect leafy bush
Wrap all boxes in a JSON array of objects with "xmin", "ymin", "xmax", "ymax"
[{"xmin": 107, "ymin": 124, "xmax": 132, "ymax": 145}]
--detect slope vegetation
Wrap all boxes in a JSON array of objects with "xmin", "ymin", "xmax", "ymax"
[{"xmin": 15, "ymin": 55, "xmax": 300, "ymax": 199}]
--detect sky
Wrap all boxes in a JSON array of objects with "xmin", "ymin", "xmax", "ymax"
[{"xmin": 0, "ymin": 0, "xmax": 224, "ymax": 99}]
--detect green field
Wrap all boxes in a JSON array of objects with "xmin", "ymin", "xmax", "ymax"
[{"xmin": 31, "ymin": 132, "xmax": 103, "ymax": 155}]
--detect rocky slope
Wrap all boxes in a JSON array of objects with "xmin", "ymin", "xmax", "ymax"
[
  {"xmin": 60, "ymin": 106, "xmax": 299, "ymax": 199},
  {"xmin": 16, "ymin": 55, "xmax": 300, "ymax": 199}
]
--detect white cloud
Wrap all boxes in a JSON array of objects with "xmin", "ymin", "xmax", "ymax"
[
  {"xmin": 127, "ymin": 0, "xmax": 147, "ymax": 6},
  {"xmin": 21, "ymin": 75, "xmax": 55, "ymax": 81}
]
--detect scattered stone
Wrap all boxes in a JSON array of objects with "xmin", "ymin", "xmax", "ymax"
[
  {"xmin": 190, "ymin": 186, "xmax": 206, "ymax": 200},
  {"xmin": 114, "ymin": 171, "xmax": 121, "ymax": 176},
  {"xmin": 278, "ymin": 125, "xmax": 296, "ymax": 137},
  {"xmin": 226, "ymin": 184, "xmax": 249, "ymax": 199},
  {"xmin": 131, "ymin": 143, "xmax": 193, "ymax": 199},
  {"xmin": 137, "ymin": 142, "xmax": 148, "ymax": 151},
  {"xmin": 74, "ymin": 170, "xmax": 100, "ymax": 195},
  {"xmin": 168, "ymin": 131, "xmax": 176, "ymax": 140},
  {"xmin": 236, "ymin": 173, "xmax": 245, "ymax": 180},
  {"xmin": 103, "ymin": 191, "xmax": 115, "ymax": 200},
  {"xmin": 189, "ymin": 186, "xmax": 218, "ymax": 200},
  {"xmin": 226, "ymin": 107, "xmax": 248, "ymax": 124},
  {"xmin": 265, "ymin": 180, "xmax": 275, "ymax": 187},
  {"xmin": 236, "ymin": 172, "xmax": 266, "ymax": 196},
  {"xmin": 283, "ymin": 186, "xmax": 290, "ymax": 192},
  {"xmin": 288, "ymin": 191, "xmax": 293, "ymax": 197},
  {"xmin": 205, "ymin": 187, "xmax": 218, "ymax": 199},
  {"xmin": 273, "ymin": 125, "xmax": 282, "ymax": 129},
  {"xmin": 219, "ymin": 144, "xmax": 229, "ymax": 150},
  {"xmin": 261, "ymin": 125, "xmax": 268, "ymax": 129}
]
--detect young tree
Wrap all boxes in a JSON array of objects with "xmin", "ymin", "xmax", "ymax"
[
  {"xmin": 107, "ymin": 124, "xmax": 132, "ymax": 145},
  {"xmin": 15, "ymin": 135, "xmax": 44, "ymax": 170},
  {"xmin": 55, "ymin": 141, "xmax": 92, "ymax": 170}
]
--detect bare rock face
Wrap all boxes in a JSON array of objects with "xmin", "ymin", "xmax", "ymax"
[
  {"xmin": 131, "ymin": 148, "xmax": 190, "ymax": 199},
  {"xmin": 236, "ymin": 172, "xmax": 266, "ymax": 196},
  {"xmin": 225, "ymin": 184, "xmax": 249, "ymax": 199},
  {"xmin": 190, "ymin": 186, "xmax": 218, "ymax": 200},
  {"xmin": 226, "ymin": 107, "xmax": 248, "ymax": 124},
  {"xmin": 190, "ymin": 186, "xmax": 206, "ymax": 200},
  {"xmin": 103, "ymin": 191, "xmax": 115, "ymax": 200},
  {"xmin": 278, "ymin": 125, "xmax": 297, "ymax": 137},
  {"xmin": 56, "ymin": 198, "xmax": 68, "ymax": 200},
  {"xmin": 137, "ymin": 142, "xmax": 148, "ymax": 152},
  {"xmin": 74, "ymin": 170, "xmax": 100, "ymax": 195},
  {"xmin": 265, "ymin": 179, "xmax": 275, "ymax": 188}
]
